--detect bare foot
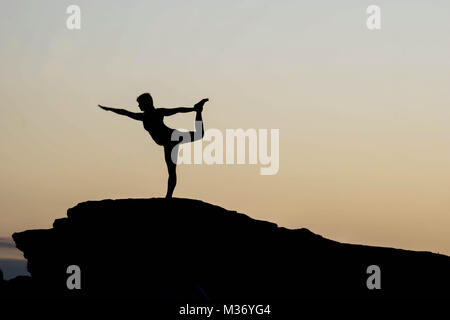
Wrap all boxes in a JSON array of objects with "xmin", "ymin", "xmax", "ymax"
[{"xmin": 194, "ymin": 98, "xmax": 209, "ymax": 112}]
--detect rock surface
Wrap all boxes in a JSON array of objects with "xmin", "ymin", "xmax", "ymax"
[{"xmin": 2, "ymin": 198, "xmax": 449, "ymax": 299}]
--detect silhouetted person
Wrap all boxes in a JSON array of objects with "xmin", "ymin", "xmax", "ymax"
[{"xmin": 98, "ymin": 93, "xmax": 208, "ymax": 198}]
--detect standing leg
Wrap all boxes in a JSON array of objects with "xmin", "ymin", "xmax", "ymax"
[
  {"xmin": 164, "ymin": 143, "xmax": 178, "ymax": 198},
  {"xmin": 164, "ymin": 99, "xmax": 207, "ymax": 198}
]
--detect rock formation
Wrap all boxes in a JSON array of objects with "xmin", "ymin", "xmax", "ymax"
[{"xmin": 2, "ymin": 198, "xmax": 449, "ymax": 300}]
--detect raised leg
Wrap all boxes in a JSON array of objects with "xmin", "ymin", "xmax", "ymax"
[
  {"xmin": 189, "ymin": 98, "xmax": 208, "ymax": 142},
  {"xmin": 189, "ymin": 111, "xmax": 204, "ymax": 142}
]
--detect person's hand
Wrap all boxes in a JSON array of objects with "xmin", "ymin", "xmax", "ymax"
[
  {"xmin": 98, "ymin": 105, "xmax": 111, "ymax": 111},
  {"xmin": 194, "ymin": 98, "xmax": 209, "ymax": 112}
]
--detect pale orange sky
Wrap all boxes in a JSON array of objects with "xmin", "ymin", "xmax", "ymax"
[{"xmin": 1, "ymin": 1, "xmax": 449, "ymax": 255}]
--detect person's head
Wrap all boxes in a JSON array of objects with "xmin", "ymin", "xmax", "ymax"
[{"xmin": 137, "ymin": 93, "xmax": 154, "ymax": 111}]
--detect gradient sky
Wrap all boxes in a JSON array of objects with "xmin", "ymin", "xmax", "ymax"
[{"xmin": 1, "ymin": 0, "xmax": 449, "ymax": 258}]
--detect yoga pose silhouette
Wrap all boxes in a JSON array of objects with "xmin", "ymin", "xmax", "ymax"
[{"xmin": 98, "ymin": 93, "xmax": 208, "ymax": 198}]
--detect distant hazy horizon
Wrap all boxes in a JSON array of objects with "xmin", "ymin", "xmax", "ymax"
[
  {"xmin": 1, "ymin": 0, "xmax": 450, "ymax": 259},
  {"xmin": 0, "ymin": 237, "xmax": 28, "ymax": 279}
]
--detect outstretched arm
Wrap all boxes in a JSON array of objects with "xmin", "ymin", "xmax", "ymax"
[
  {"xmin": 98, "ymin": 105, "xmax": 143, "ymax": 121},
  {"xmin": 159, "ymin": 98, "xmax": 209, "ymax": 117},
  {"xmin": 159, "ymin": 107, "xmax": 195, "ymax": 117}
]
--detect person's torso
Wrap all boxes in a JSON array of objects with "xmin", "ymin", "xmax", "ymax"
[{"xmin": 143, "ymin": 110, "xmax": 172, "ymax": 145}]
